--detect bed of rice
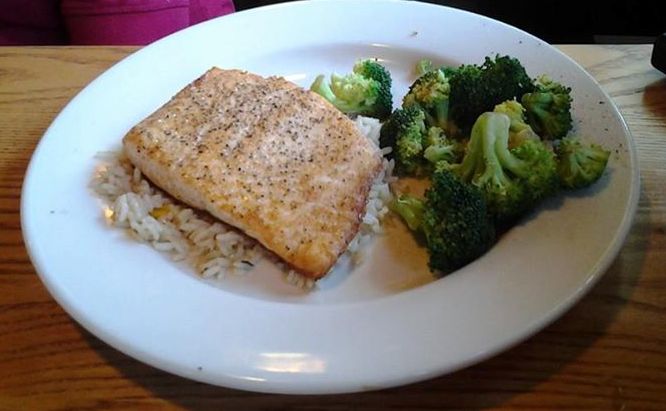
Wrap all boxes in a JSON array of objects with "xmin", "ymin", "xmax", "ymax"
[{"xmin": 92, "ymin": 116, "xmax": 394, "ymax": 289}]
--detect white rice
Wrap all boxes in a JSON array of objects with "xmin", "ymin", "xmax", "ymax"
[{"xmin": 92, "ymin": 116, "xmax": 393, "ymax": 289}]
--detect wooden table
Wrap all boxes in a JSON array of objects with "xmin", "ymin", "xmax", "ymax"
[{"xmin": 1, "ymin": 45, "xmax": 664, "ymax": 409}]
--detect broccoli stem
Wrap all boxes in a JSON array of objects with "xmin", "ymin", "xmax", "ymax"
[
  {"xmin": 391, "ymin": 195, "xmax": 424, "ymax": 231},
  {"xmin": 310, "ymin": 75, "xmax": 337, "ymax": 102},
  {"xmin": 479, "ymin": 120, "xmax": 510, "ymax": 188},
  {"xmin": 457, "ymin": 127, "xmax": 482, "ymax": 181},
  {"xmin": 491, "ymin": 116, "xmax": 528, "ymax": 178}
]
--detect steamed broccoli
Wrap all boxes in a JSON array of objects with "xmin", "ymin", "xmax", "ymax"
[
  {"xmin": 493, "ymin": 99, "xmax": 540, "ymax": 146},
  {"xmin": 453, "ymin": 112, "xmax": 559, "ymax": 221},
  {"xmin": 556, "ymin": 136, "xmax": 610, "ymax": 189},
  {"xmin": 521, "ymin": 74, "xmax": 573, "ymax": 140},
  {"xmin": 310, "ymin": 59, "xmax": 393, "ymax": 120},
  {"xmin": 380, "ymin": 107, "xmax": 461, "ymax": 175},
  {"xmin": 392, "ymin": 169, "xmax": 495, "ymax": 273},
  {"xmin": 379, "ymin": 106, "xmax": 427, "ymax": 174},
  {"xmin": 447, "ymin": 55, "xmax": 535, "ymax": 132},
  {"xmin": 403, "ymin": 68, "xmax": 450, "ymax": 130},
  {"xmin": 415, "ymin": 58, "xmax": 435, "ymax": 77},
  {"xmin": 422, "ymin": 126, "xmax": 461, "ymax": 165},
  {"xmin": 391, "ymin": 195, "xmax": 424, "ymax": 231}
]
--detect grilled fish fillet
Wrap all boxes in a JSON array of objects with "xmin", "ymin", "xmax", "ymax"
[{"xmin": 123, "ymin": 67, "xmax": 382, "ymax": 278}]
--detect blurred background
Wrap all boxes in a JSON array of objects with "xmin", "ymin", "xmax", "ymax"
[
  {"xmin": 1, "ymin": 0, "xmax": 662, "ymax": 45},
  {"xmin": 238, "ymin": 0, "xmax": 663, "ymax": 44}
]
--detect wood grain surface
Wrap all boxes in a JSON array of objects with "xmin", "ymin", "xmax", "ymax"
[{"xmin": 1, "ymin": 45, "xmax": 665, "ymax": 410}]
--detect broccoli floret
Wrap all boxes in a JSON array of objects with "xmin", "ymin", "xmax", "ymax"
[
  {"xmin": 380, "ymin": 108, "xmax": 461, "ymax": 175},
  {"xmin": 453, "ymin": 112, "xmax": 559, "ymax": 221},
  {"xmin": 493, "ymin": 99, "xmax": 531, "ymax": 133},
  {"xmin": 448, "ymin": 55, "xmax": 535, "ymax": 132},
  {"xmin": 392, "ymin": 170, "xmax": 495, "ymax": 273},
  {"xmin": 403, "ymin": 68, "xmax": 450, "ymax": 130},
  {"xmin": 556, "ymin": 136, "xmax": 610, "ymax": 189},
  {"xmin": 310, "ymin": 59, "xmax": 393, "ymax": 120},
  {"xmin": 521, "ymin": 75, "xmax": 573, "ymax": 140},
  {"xmin": 415, "ymin": 58, "xmax": 435, "ymax": 77},
  {"xmin": 422, "ymin": 126, "xmax": 461, "ymax": 165},
  {"xmin": 494, "ymin": 99, "xmax": 540, "ymax": 146},
  {"xmin": 379, "ymin": 106, "xmax": 427, "ymax": 175},
  {"xmin": 391, "ymin": 195, "xmax": 424, "ymax": 231}
]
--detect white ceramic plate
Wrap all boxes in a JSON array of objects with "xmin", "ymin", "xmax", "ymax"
[{"xmin": 21, "ymin": 0, "xmax": 639, "ymax": 394}]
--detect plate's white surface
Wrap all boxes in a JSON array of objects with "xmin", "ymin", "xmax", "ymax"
[{"xmin": 21, "ymin": 0, "xmax": 638, "ymax": 394}]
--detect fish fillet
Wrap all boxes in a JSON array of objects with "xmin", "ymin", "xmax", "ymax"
[{"xmin": 123, "ymin": 68, "xmax": 382, "ymax": 278}]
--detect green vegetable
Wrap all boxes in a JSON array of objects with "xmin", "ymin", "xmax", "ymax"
[
  {"xmin": 386, "ymin": 54, "xmax": 610, "ymax": 275},
  {"xmin": 447, "ymin": 55, "xmax": 535, "ymax": 132},
  {"xmin": 556, "ymin": 136, "xmax": 610, "ymax": 189},
  {"xmin": 493, "ymin": 99, "xmax": 540, "ymax": 146},
  {"xmin": 415, "ymin": 58, "xmax": 435, "ymax": 77},
  {"xmin": 391, "ymin": 195, "xmax": 424, "ymax": 231},
  {"xmin": 422, "ymin": 126, "xmax": 461, "ymax": 165},
  {"xmin": 392, "ymin": 170, "xmax": 495, "ymax": 273},
  {"xmin": 379, "ymin": 106, "xmax": 426, "ymax": 175},
  {"xmin": 403, "ymin": 68, "xmax": 450, "ymax": 130},
  {"xmin": 521, "ymin": 74, "xmax": 573, "ymax": 140},
  {"xmin": 380, "ymin": 107, "xmax": 462, "ymax": 176},
  {"xmin": 310, "ymin": 59, "xmax": 393, "ymax": 120},
  {"xmin": 453, "ymin": 112, "xmax": 559, "ymax": 221}
]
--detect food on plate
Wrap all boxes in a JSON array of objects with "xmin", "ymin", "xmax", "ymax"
[
  {"xmin": 122, "ymin": 67, "xmax": 382, "ymax": 279},
  {"xmin": 445, "ymin": 55, "xmax": 536, "ymax": 133},
  {"xmin": 310, "ymin": 59, "xmax": 393, "ymax": 120},
  {"xmin": 93, "ymin": 116, "xmax": 392, "ymax": 288},
  {"xmin": 493, "ymin": 99, "xmax": 540, "ymax": 143},
  {"xmin": 556, "ymin": 136, "xmax": 611, "ymax": 189},
  {"xmin": 94, "ymin": 158, "xmax": 267, "ymax": 278},
  {"xmin": 453, "ymin": 112, "xmax": 559, "ymax": 222},
  {"xmin": 521, "ymin": 74, "xmax": 573, "ymax": 140},
  {"xmin": 379, "ymin": 105, "xmax": 462, "ymax": 176},
  {"xmin": 382, "ymin": 55, "xmax": 610, "ymax": 275},
  {"xmin": 94, "ymin": 53, "xmax": 611, "ymax": 287},
  {"xmin": 414, "ymin": 58, "xmax": 435, "ymax": 77},
  {"xmin": 392, "ymin": 169, "xmax": 495, "ymax": 272},
  {"xmin": 402, "ymin": 67, "xmax": 451, "ymax": 131}
]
